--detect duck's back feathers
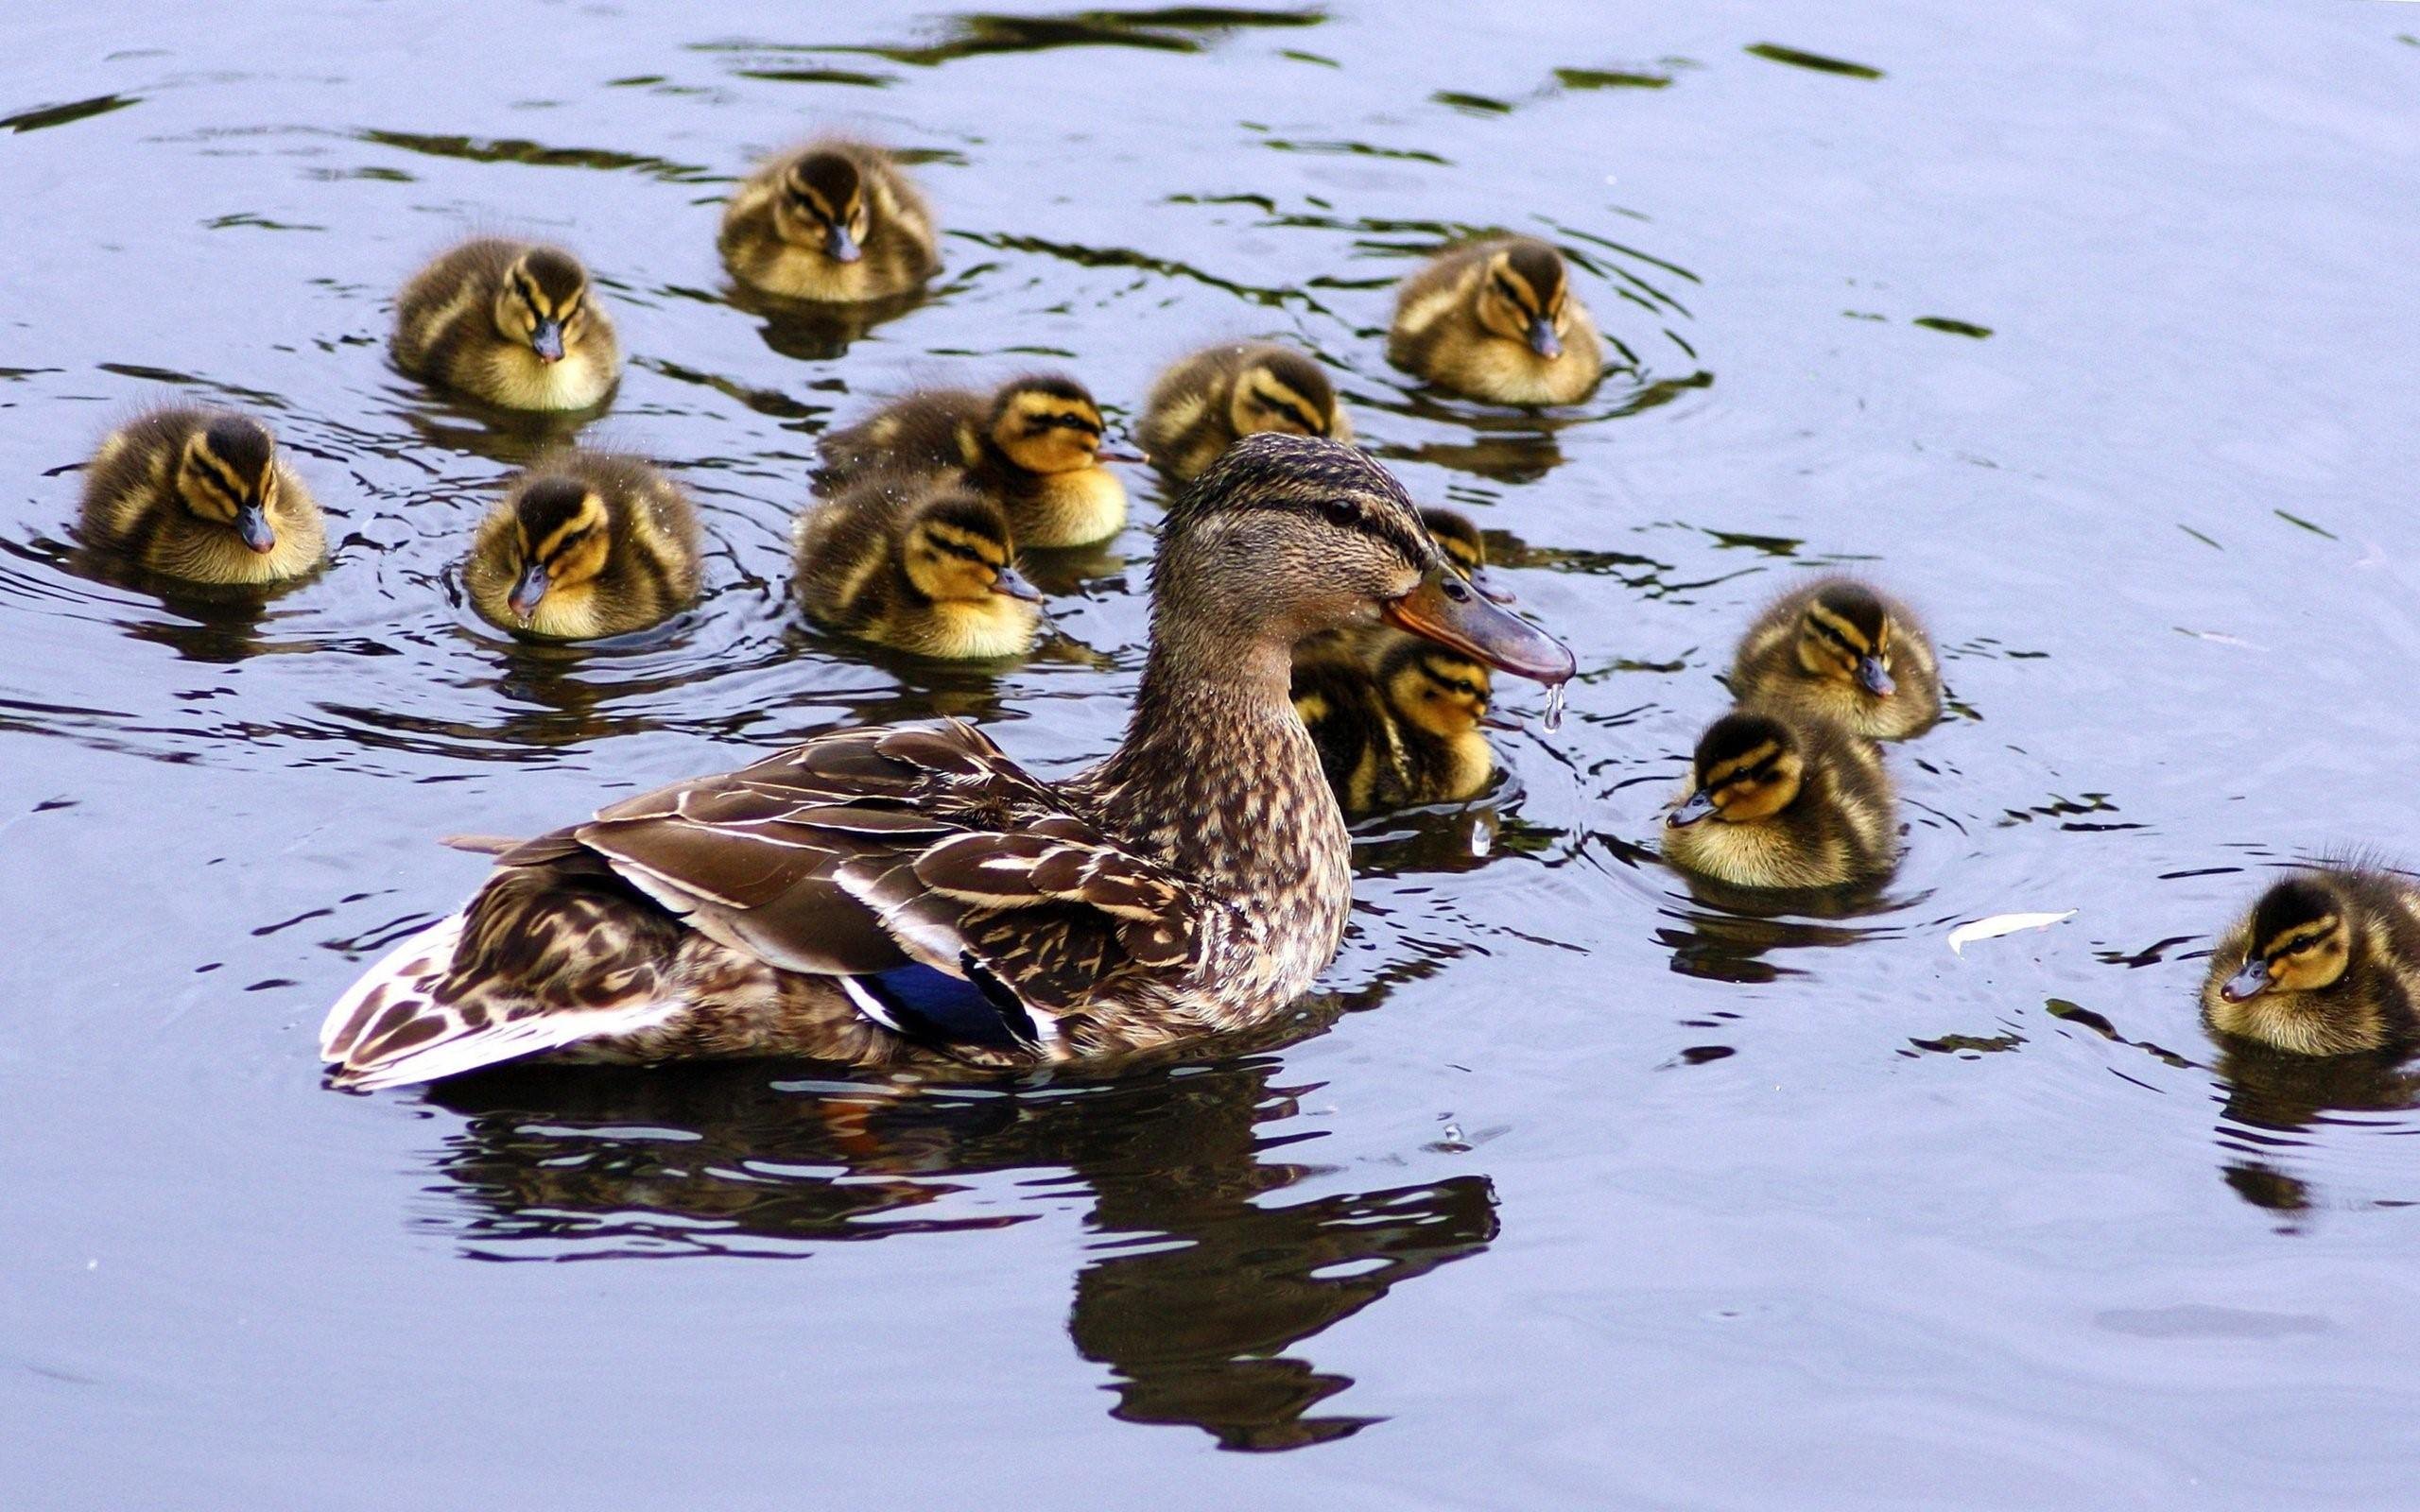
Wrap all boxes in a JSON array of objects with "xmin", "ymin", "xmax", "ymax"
[{"xmin": 320, "ymin": 722, "xmax": 1214, "ymax": 1088}]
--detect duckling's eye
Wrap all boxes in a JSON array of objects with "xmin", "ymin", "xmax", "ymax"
[{"xmin": 1492, "ymin": 275, "xmax": 1526, "ymax": 308}]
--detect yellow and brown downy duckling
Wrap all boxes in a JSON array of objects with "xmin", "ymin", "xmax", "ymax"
[
  {"xmin": 719, "ymin": 139, "xmax": 940, "ymax": 304},
  {"xmin": 1420, "ymin": 507, "xmax": 1509, "ymax": 602},
  {"xmin": 1294, "ymin": 635, "xmax": 1500, "ymax": 816},
  {"xmin": 794, "ymin": 473, "xmax": 1043, "ymax": 660},
  {"xmin": 1732, "ymin": 577, "xmax": 1941, "ymax": 741},
  {"xmin": 319, "ymin": 434, "xmax": 1574, "ymax": 1090},
  {"xmin": 1663, "ymin": 708, "xmax": 1896, "ymax": 890},
  {"xmin": 2202, "ymin": 869, "xmax": 2420, "ymax": 1057},
  {"xmin": 78, "ymin": 407, "xmax": 326, "ymax": 586},
  {"xmin": 465, "ymin": 452, "xmax": 700, "ymax": 641},
  {"xmin": 392, "ymin": 238, "xmax": 620, "ymax": 412},
  {"xmin": 816, "ymin": 375, "xmax": 1139, "ymax": 548},
  {"xmin": 1387, "ymin": 236, "xmax": 1603, "ymax": 406},
  {"xmin": 1138, "ymin": 342, "xmax": 1350, "ymax": 484}
]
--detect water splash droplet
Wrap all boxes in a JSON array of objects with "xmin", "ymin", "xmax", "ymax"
[{"xmin": 1541, "ymin": 680, "xmax": 1567, "ymax": 733}]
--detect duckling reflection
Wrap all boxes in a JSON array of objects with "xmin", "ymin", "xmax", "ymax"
[
  {"xmin": 423, "ymin": 1058, "xmax": 1495, "ymax": 1449},
  {"xmin": 2207, "ymin": 1040, "xmax": 2420, "ymax": 1221}
]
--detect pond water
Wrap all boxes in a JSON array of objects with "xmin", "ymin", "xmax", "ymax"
[{"xmin": 7, "ymin": 1, "xmax": 2420, "ymax": 1504}]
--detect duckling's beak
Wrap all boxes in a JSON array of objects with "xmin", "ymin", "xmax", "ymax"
[
  {"xmin": 1095, "ymin": 436, "xmax": 1149, "ymax": 465},
  {"xmin": 235, "ymin": 502, "xmax": 277, "ymax": 555},
  {"xmin": 530, "ymin": 318, "xmax": 566, "ymax": 364},
  {"xmin": 1463, "ymin": 561, "xmax": 1515, "ymax": 605},
  {"xmin": 1527, "ymin": 317, "xmax": 1563, "ymax": 360},
  {"xmin": 1381, "ymin": 571, "xmax": 1575, "ymax": 688},
  {"xmin": 992, "ymin": 564, "xmax": 1044, "ymax": 602},
  {"xmin": 1668, "ymin": 789, "xmax": 1718, "ymax": 828},
  {"xmin": 1858, "ymin": 655, "xmax": 1896, "ymax": 696},
  {"xmin": 2221, "ymin": 959, "xmax": 2273, "ymax": 1004},
  {"xmin": 1479, "ymin": 709, "xmax": 1525, "ymax": 732},
  {"xmin": 509, "ymin": 562, "xmax": 549, "ymax": 623},
  {"xmin": 824, "ymin": 223, "xmax": 861, "ymax": 263}
]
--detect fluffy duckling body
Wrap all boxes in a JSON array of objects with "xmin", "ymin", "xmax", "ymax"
[
  {"xmin": 817, "ymin": 376, "xmax": 1132, "ymax": 547},
  {"xmin": 465, "ymin": 452, "xmax": 700, "ymax": 641},
  {"xmin": 1663, "ymin": 709, "xmax": 1896, "ymax": 890},
  {"xmin": 1294, "ymin": 635, "xmax": 1496, "ymax": 816},
  {"xmin": 719, "ymin": 139, "xmax": 940, "ymax": 303},
  {"xmin": 795, "ymin": 473, "xmax": 1042, "ymax": 660},
  {"xmin": 2203, "ymin": 869, "xmax": 2420, "ymax": 1057},
  {"xmin": 78, "ymin": 407, "xmax": 326, "ymax": 586},
  {"xmin": 1139, "ymin": 342, "xmax": 1350, "ymax": 484},
  {"xmin": 393, "ymin": 239, "xmax": 620, "ymax": 412},
  {"xmin": 1732, "ymin": 577, "xmax": 1941, "ymax": 741},
  {"xmin": 1388, "ymin": 237, "xmax": 1602, "ymax": 405}
]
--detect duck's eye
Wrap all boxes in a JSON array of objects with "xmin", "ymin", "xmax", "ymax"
[
  {"xmin": 1439, "ymin": 575, "xmax": 1473, "ymax": 604},
  {"xmin": 1319, "ymin": 498, "xmax": 1359, "ymax": 528}
]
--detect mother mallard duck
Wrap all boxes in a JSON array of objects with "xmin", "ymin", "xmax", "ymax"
[{"xmin": 320, "ymin": 436, "xmax": 1573, "ymax": 1089}]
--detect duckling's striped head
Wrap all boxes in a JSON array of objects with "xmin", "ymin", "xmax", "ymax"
[
  {"xmin": 1477, "ymin": 238, "xmax": 1574, "ymax": 359},
  {"xmin": 1158, "ymin": 435, "xmax": 1572, "ymax": 686},
  {"xmin": 1379, "ymin": 636, "xmax": 1494, "ymax": 739},
  {"xmin": 1228, "ymin": 347, "xmax": 1345, "ymax": 443},
  {"xmin": 1792, "ymin": 579, "xmax": 1899, "ymax": 697},
  {"xmin": 175, "ymin": 414, "xmax": 283, "ymax": 555},
  {"xmin": 901, "ymin": 489, "xmax": 1038, "ymax": 606},
  {"xmin": 777, "ymin": 149, "xmax": 870, "ymax": 263},
  {"xmin": 1418, "ymin": 507, "xmax": 1510, "ymax": 603},
  {"xmin": 987, "ymin": 375, "xmax": 1116, "ymax": 476},
  {"xmin": 501, "ymin": 473, "xmax": 613, "ymax": 625},
  {"xmin": 493, "ymin": 246, "xmax": 595, "ymax": 364},
  {"xmin": 1671, "ymin": 711, "xmax": 1807, "ymax": 828},
  {"xmin": 2221, "ymin": 877, "xmax": 2356, "ymax": 1004}
]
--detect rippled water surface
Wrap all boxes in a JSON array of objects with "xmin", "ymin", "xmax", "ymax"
[{"xmin": 9, "ymin": 2, "xmax": 2420, "ymax": 1504}]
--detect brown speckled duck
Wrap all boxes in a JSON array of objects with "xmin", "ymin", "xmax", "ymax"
[
  {"xmin": 816, "ymin": 375, "xmax": 1137, "ymax": 548},
  {"xmin": 320, "ymin": 436, "xmax": 1573, "ymax": 1090},
  {"xmin": 78, "ymin": 407, "xmax": 326, "ymax": 585},
  {"xmin": 1138, "ymin": 342, "xmax": 1350, "ymax": 484},
  {"xmin": 1388, "ymin": 236, "xmax": 1602, "ymax": 405},
  {"xmin": 2203, "ymin": 868, "xmax": 2420, "ymax": 1057},
  {"xmin": 718, "ymin": 139, "xmax": 940, "ymax": 303},
  {"xmin": 392, "ymin": 238, "xmax": 620, "ymax": 412}
]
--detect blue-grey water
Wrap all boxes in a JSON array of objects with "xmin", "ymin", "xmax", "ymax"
[{"xmin": 7, "ymin": 2, "xmax": 2420, "ymax": 1505}]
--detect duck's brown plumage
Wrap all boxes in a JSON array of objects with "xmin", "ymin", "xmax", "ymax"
[
  {"xmin": 719, "ymin": 139, "xmax": 940, "ymax": 303},
  {"xmin": 320, "ymin": 435, "xmax": 1573, "ymax": 1090},
  {"xmin": 78, "ymin": 406, "xmax": 327, "ymax": 586},
  {"xmin": 392, "ymin": 238, "xmax": 620, "ymax": 412}
]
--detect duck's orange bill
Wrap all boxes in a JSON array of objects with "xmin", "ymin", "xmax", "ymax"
[{"xmin": 1382, "ymin": 572, "xmax": 1575, "ymax": 687}]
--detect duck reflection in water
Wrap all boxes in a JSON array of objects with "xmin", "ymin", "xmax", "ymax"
[
  {"xmin": 2206, "ymin": 1042, "xmax": 2420, "ymax": 1223},
  {"xmin": 424, "ymin": 1053, "xmax": 1497, "ymax": 1451}
]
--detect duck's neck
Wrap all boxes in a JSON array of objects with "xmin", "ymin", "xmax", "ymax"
[{"xmin": 1082, "ymin": 634, "xmax": 1349, "ymax": 909}]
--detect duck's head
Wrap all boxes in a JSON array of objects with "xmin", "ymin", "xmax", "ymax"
[
  {"xmin": 986, "ymin": 375, "xmax": 1139, "ymax": 474},
  {"xmin": 1668, "ymin": 712, "xmax": 1806, "ymax": 829},
  {"xmin": 2219, "ymin": 877, "xmax": 2355, "ymax": 1005},
  {"xmin": 1475, "ymin": 239, "xmax": 1576, "ymax": 360},
  {"xmin": 1157, "ymin": 434, "xmax": 1571, "ymax": 687},
  {"xmin": 175, "ymin": 414, "xmax": 284, "ymax": 556},
  {"xmin": 492, "ymin": 247, "xmax": 596, "ymax": 365},
  {"xmin": 495, "ymin": 473, "xmax": 616, "ymax": 626},
  {"xmin": 1790, "ymin": 580, "xmax": 1900, "ymax": 697},
  {"xmin": 1418, "ymin": 507, "xmax": 1511, "ymax": 604},
  {"xmin": 1379, "ymin": 636, "xmax": 1495, "ymax": 740},
  {"xmin": 1227, "ymin": 349, "xmax": 1346, "ymax": 444},
  {"xmin": 774, "ymin": 149, "xmax": 871, "ymax": 264},
  {"xmin": 901, "ymin": 488, "xmax": 1041, "ymax": 606}
]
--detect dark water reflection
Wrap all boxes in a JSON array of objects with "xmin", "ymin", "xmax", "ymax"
[{"xmin": 427, "ymin": 1057, "xmax": 1496, "ymax": 1451}]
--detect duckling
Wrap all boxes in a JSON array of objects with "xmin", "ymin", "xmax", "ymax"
[
  {"xmin": 1662, "ymin": 708, "xmax": 1896, "ymax": 890},
  {"xmin": 1138, "ymin": 342, "xmax": 1350, "ymax": 484},
  {"xmin": 464, "ymin": 452, "xmax": 700, "ymax": 640},
  {"xmin": 817, "ymin": 375, "xmax": 1136, "ymax": 548},
  {"xmin": 78, "ymin": 407, "xmax": 326, "ymax": 586},
  {"xmin": 1294, "ymin": 635, "xmax": 1498, "ymax": 816},
  {"xmin": 2203, "ymin": 869, "xmax": 2420, "ymax": 1057},
  {"xmin": 393, "ymin": 238, "xmax": 620, "ymax": 412},
  {"xmin": 1731, "ymin": 577, "xmax": 1941, "ymax": 741},
  {"xmin": 719, "ymin": 139, "xmax": 940, "ymax": 303},
  {"xmin": 1420, "ymin": 507, "xmax": 1509, "ymax": 602},
  {"xmin": 795, "ymin": 473, "xmax": 1043, "ymax": 660},
  {"xmin": 1388, "ymin": 236, "xmax": 1602, "ymax": 405}
]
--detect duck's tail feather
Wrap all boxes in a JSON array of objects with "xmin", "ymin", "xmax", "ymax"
[{"xmin": 317, "ymin": 912, "xmax": 683, "ymax": 1091}]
